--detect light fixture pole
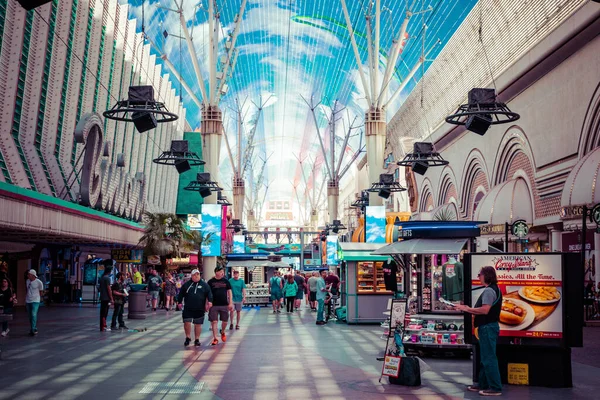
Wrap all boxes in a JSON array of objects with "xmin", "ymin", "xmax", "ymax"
[
  {"xmin": 158, "ymin": 0, "xmax": 248, "ymax": 279},
  {"xmin": 303, "ymin": 97, "xmax": 365, "ymax": 225},
  {"xmin": 339, "ymin": 0, "xmax": 435, "ymax": 206}
]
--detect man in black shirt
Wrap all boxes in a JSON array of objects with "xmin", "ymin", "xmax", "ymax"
[
  {"xmin": 178, "ymin": 269, "xmax": 213, "ymax": 347},
  {"xmin": 207, "ymin": 266, "xmax": 232, "ymax": 346},
  {"xmin": 98, "ymin": 261, "xmax": 114, "ymax": 332},
  {"xmin": 110, "ymin": 272, "xmax": 128, "ymax": 330}
]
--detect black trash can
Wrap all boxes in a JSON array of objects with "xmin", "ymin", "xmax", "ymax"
[{"xmin": 128, "ymin": 284, "xmax": 148, "ymax": 320}]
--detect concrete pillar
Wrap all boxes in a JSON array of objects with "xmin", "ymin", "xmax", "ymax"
[
  {"xmin": 327, "ymin": 180, "xmax": 339, "ymax": 223},
  {"xmin": 201, "ymin": 106, "xmax": 223, "ymax": 281},
  {"xmin": 365, "ymin": 108, "xmax": 386, "ymax": 207},
  {"xmin": 551, "ymin": 229, "xmax": 562, "ymax": 252}
]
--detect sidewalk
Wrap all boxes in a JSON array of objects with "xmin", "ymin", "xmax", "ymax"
[{"xmin": 0, "ymin": 305, "xmax": 599, "ymax": 399}]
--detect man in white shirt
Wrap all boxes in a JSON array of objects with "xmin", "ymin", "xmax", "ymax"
[{"xmin": 26, "ymin": 269, "xmax": 44, "ymax": 336}]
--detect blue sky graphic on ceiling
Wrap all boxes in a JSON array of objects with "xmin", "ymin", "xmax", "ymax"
[{"xmin": 124, "ymin": 0, "xmax": 476, "ymax": 197}]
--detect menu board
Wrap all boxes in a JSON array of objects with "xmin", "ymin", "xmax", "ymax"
[{"xmin": 471, "ymin": 254, "xmax": 563, "ymax": 339}]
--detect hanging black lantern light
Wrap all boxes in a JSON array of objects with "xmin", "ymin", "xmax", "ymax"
[
  {"xmin": 217, "ymin": 191, "xmax": 232, "ymax": 206},
  {"xmin": 350, "ymin": 190, "xmax": 370, "ymax": 210},
  {"xmin": 184, "ymin": 172, "xmax": 222, "ymax": 198},
  {"xmin": 227, "ymin": 219, "xmax": 246, "ymax": 233},
  {"xmin": 152, "ymin": 140, "xmax": 205, "ymax": 174},
  {"xmin": 104, "ymin": 85, "xmax": 178, "ymax": 133},
  {"xmin": 366, "ymin": 173, "xmax": 406, "ymax": 199},
  {"xmin": 445, "ymin": 88, "xmax": 520, "ymax": 136},
  {"xmin": 397, "ymin": 142, "xmax": 449, "ymax": 176},
  {"xmin": 328, "ymin": 220, "xmax": 347, "ymax": 234}
]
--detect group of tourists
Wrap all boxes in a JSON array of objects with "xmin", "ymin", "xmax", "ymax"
[
  {"xmin": 268, "ymin": 269, "xmax": 340, "ymax": 325},
  {"xmin": 176, "ymin": 266, "xmax": 246, "ymax": 347}
]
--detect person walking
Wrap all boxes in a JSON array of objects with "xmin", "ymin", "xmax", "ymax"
[
  {"xmin": 269, "ymin": 271, "xmax": 283, "ymax": 313},
  {"xmin": 177, "ymin": 269, "xmax": 212, "ymax": 347},
  {"xmin": 455, "ymin": 266, "xmax": 503, "ymax": 396},
  {"xmin": 110, "ymin": 272, "xmax": 128, "ymax": 330},
  {"xmin": 99, "ymin": 262, "xmax": 114, "ymax": 332},
  {"xmin": 307, "ymin": 272, "xmax": 319, "ymax": 311},
  {"xmin": 207, "ymin": 266, "xmax": 233, "ymax": 346},
  {"xmin": 25, "ymin": 269, "xmax": 44, "ymax": 336},
  {"xmin": 303, "ymin": 273, "xmax": 310, "ymax": 308},
  {"xmin": 228, "ymin": 270, "xmax": 246, "ymax": 330},
  {"xmin": 147, "ymin": 269, "xmax": 163, "ymax": 312},
  {"xmin": 145, "ymin": 267, "xmax": 153, "ymax": 308},
  {"xmin": 132, "ymin": 266, "xmax": 143, "ymax": 285},
  {"xmin": 283, "ymin": 275, "xmax": 299, "ymax": 313},
  {"xmin": 164, "ymin": 272, "xmax": 177, "ymax": 311},
  {"xmin": 0, "ymin": 277, "xmax": 16, "ymax": 336},
  {"xmin": 293, "ymin": 272, "xmax": 305, "ymax": 311},
  {"xmin": 315, "ymin": 270, "xmax": 329, "ymax": 325}
]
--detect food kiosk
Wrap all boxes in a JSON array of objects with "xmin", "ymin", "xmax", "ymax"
[
  {"xmin": 373, "ymin": 221, "xmax": 485, "ymax": 352},
  {"xmin": 227, "ymin": 254, "xmax": 270, "ymax": 307},
  {"xmin": 464, "ymin": 252, "xmax": 583, "ymax": 387},
  {"xmin": 341, "ymin": 242, "xmax": 404, "ymax": 324}
]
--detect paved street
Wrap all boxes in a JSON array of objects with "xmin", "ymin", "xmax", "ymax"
[{"xmin": 1, "ymin": 305, "xmax": 600, "ymax": 399}]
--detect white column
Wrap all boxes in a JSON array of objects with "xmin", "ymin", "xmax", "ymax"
[
  {"xmin": 233, "ymin": 176, "xmax": 245, "ymax": 222},
  {"xmin": 201, "ymin": 106, "xmax": 223, "ymax": 280},
  {"xmin": 365, "ymin": 109, "xmax": 386, "ymax": 206},
  {"xmin": 551, "ymin": 229, "xmax": 562, "ymax": 252},
  {"xmin": 327, "ymin": 180, "xmax": 339, "ymax": 223}
]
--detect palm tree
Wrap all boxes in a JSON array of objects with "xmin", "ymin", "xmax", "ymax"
[
  {"xmin": 138, "ymin": 212, "xmax": 191, "ymax": 258},
  {"xmin": 433, "ymin": 206, "xmax": 457, "ymax": 221}
]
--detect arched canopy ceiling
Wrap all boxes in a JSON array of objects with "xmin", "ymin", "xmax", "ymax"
[{"xmin": 125, "ymin": 0, "xmax": 477, "ymax": 201}]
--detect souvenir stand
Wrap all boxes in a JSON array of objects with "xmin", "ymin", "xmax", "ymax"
[
  {"xmin": 373, "ymin": 221, "xmax": 485, "ymax": 353},
  {"xmin": 340, "ymin": 242, "xmax": 404, "ymax": 324},
  {"xmin": 226, "ymin": 254, "xmax": 270, "ymax": 307}
]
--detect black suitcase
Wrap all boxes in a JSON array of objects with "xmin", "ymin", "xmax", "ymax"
[{"xmin": 389, "ymin": 357, "xmax": 421, "ymax": 386}]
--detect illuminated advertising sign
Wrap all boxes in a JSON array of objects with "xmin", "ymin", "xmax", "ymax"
[
  {"xmin": 326, "ymin": 235, "xmax": 339, "ymax": 265},
  {"xmin": 201, "ymin": 204, "xmax": 222, "ymax": 256},
  {"xmin": 366, "ymin": 206, "xmax": 386, "ymax": 243},
  {"xmin": 470, "ymin": 254, "xmax": 563, "ymax": 339},
  {"xmin": 233, "ymin": 235, "xmax": 245, "ymax": 254}
]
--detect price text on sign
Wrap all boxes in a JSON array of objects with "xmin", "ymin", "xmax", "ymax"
[{"xmin": 382, "ymin": 356, "xmax": 402, "ymax": 378}]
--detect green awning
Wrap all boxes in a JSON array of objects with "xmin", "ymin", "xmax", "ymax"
[{"xmin": 341, "ymin": 250, "xmax": 390, "ymax": 261}]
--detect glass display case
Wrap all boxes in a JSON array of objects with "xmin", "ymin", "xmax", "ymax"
[
  {"xmin": 403, "ymin": 314, "xmax": 469, "ymax": 348},
  {"xmin": 357, "ymin": 261, "xmax": 403, "ymax": 294},
  {"xmin": 418, "ymin": 254, "xmax": 463, "ymax": 312}
]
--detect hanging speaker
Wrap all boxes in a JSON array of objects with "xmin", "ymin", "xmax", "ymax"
[
  {"xmin": 379, "ymin": 173, "xmax": 394, "ymax": 185},
  {"xmin": 170, "ymin": 140, "xmax": 189, "ymax": 153},
  {"xmin": 175, "ymin": 160, "xmax": 191, "ymax": 174},
  {"xmin": 378, "ymin": 188, "xmax": 391, "ymax": 199},
  {"xmin": 411, "ymin": 160, "xmax": 429, "ymax": 176},
  {"xmin": 465, "ymin": 113, "xmax": 492, "ymax": 136},
  {"xmin": 197, "ymin": 172, "xmax": 211, "ymax": 183},
  {"xmin": 199, "ymin": 187, "xmax": 212, "ymax": 198},
  {"xmin": 132, "ymin": 111, "xmax": 157, "ymax": 133},
  {"xmin": 17, "ymin": 0, "xmax": 52, "ymax": 10}
]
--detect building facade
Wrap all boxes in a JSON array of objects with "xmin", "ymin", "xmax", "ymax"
[
  {"xmin": 0, "ymin": 0, "xmax": 187, "ymax": 302},
  {"xmin": 386, "ymin": 3, "xmax": 600, "ymax": 284}
]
